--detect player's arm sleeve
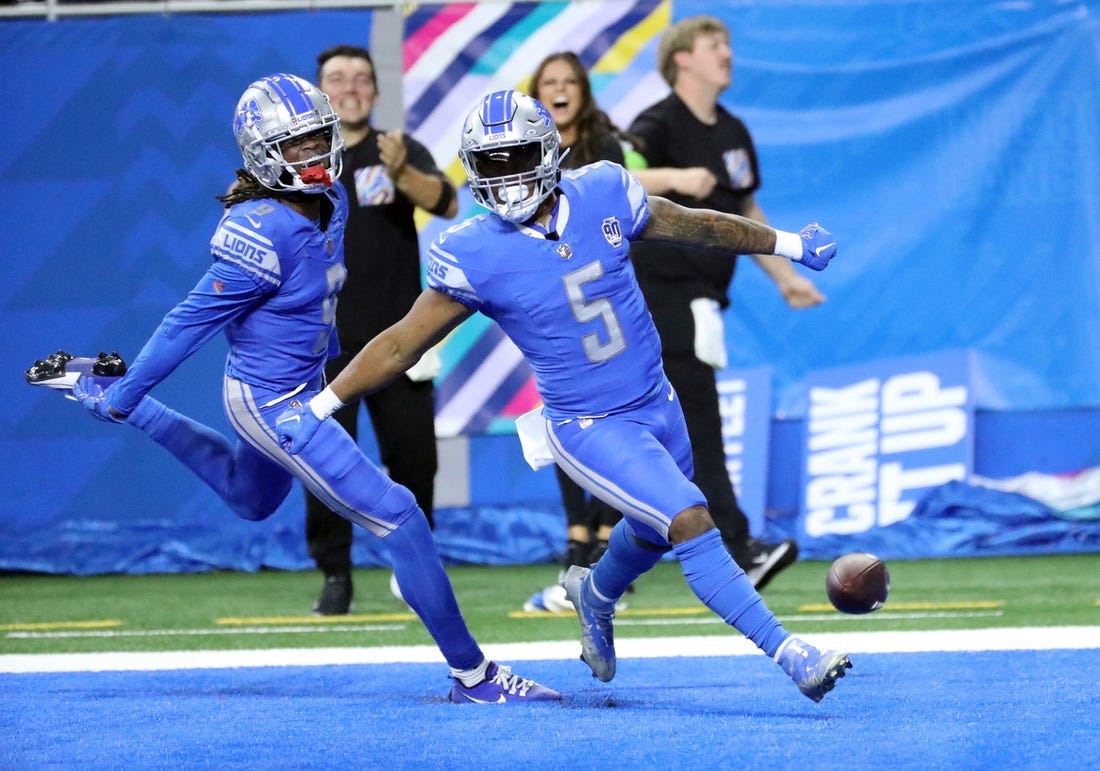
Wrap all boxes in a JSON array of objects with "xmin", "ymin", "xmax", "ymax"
[
  {"xmin": 614, "ymin": 163, "xmax": 650, "ymax": 239},
  {"xmin": 570, "ymin": 161, "xmax": 649, "ymax": 246},
  {"xmin": 424, "ymin": 238, "xmax": 481, "ymax": 311},
  {"xmin": 109, "ymin": 261, "xmax": 270, "ymax": 414}
]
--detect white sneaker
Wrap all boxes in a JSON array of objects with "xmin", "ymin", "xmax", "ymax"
[
  {"xmin": 522, "ymin": 583, "xmax": 627, "ymax": 613},
  {"xmin": 523, "ymin": 584, "xmax": 574, "ymax": 613}
]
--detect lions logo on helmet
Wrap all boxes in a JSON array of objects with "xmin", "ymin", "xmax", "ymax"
[
  {"xmin": 233, "ymin": 98, "xmax": 263, "ymax": 137},
  {"xmin": 232, "ymin": 73, "xmax": 345, "ymax": 194},
  {"xmin": 459, "ymin": 90, "xmax": 563, "ymax": 223},
  {"xmin": 531, "ymin": 99, "xmax": 553, "ymax": 128}
]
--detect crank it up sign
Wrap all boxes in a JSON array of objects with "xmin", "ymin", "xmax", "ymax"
[
  {"xmin": 717, "ymin": 367, "xmax": 772, "ymax": 538},
  {"xmin": 800, "ymin": 351, "xmax": 974, "ymax": 539}
]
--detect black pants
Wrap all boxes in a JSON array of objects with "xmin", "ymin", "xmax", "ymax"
[
  {"xmin": 661, "ymin": 351, "xmax": 750, "ymax": 544},
  {"xmin": 305, "ymin": 351, "xmax": 438, "ymax": 576},
  {"xmin": 645, "ymin": 298, "xmax": 750, "ymax": 545}
]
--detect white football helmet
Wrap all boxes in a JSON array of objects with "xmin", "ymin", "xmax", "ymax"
[
  {"xmin": 459, "ymin": 90, "xmax": 562, "ymax": 223},
  {"xmin": 232, "ymin": 73, "xmax": 344, "ymax": 194}
]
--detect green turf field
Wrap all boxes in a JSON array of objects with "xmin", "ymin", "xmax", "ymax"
[{"xmin": 2, "ymin": 553, "xmax": 1097, "ymax": 655}]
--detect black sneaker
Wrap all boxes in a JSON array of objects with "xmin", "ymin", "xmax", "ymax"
[
  {"xmin": 732, "ymin": 538, "xmax": 799, "ymax": 591},
  {"xmin": 586, "ymin": 539, "xmax": 609, "ymax": 565},
  {"xmin": 556, "ymin": 539, "xmax": 592, "ymax": 585},
  {"xmin": 313, "ymin": 573, "xmax": 352, "ymax": 615},
  {"xmin": 562, "ymin": 539, "xmax": 591, "ymax": 569}
]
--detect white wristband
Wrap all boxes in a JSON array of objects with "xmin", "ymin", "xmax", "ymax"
[
  {"xmin": 773, "ymin": 229, "xmax": 803, "ymax": 261},
  {"xmin": 309, "ymin": 386, "xmax": 345, "ymax": 420}
]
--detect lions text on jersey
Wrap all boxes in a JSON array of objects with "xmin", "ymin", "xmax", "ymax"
[{"xmin": 109, "ymin": 185, "xmax": 347, "ymax": 413}]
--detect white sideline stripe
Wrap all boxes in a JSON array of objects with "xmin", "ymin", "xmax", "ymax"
[
  {"xmin": 6, "ymin": 625, "xmax": 406, "ymax": 639},
  {"xmin": 617, "ymin": 610, "xmax": 1005, "ymax": 627},
  {"xmin": 2, "ymin": 626, "xmax": 1098, "ymax": 674}
]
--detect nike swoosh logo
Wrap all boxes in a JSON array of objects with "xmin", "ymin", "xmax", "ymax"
[
  {"xmin": 246, "ymin": 214, "xmax": 263, "ymax": 228},
  {"xmin": 815, "ymin": 243, "xmax": 835, "ymax": 257},
  {"xmin": 668, "ymin": 388, "xmax": 674, "ymax": 401},
  {"xmin": 461, "ymin": 692, "xmax": 507, "ymax": 704},
  {"xmin": 278, "ymin": 415, "xmax": 302, "ymax": 427}
]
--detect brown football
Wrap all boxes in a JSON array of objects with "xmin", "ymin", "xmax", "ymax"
[{"xmin": 826, "ymin": 552, "xmax": 890, "ymax": 614}]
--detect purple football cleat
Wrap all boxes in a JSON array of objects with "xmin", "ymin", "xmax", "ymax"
[{"xmin": 448, "ymin": 662, "xmax": 562, "ymax": 704}]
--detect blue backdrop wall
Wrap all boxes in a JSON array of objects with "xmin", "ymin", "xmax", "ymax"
[
  {"xmin": 692, "ymin": 0, "xmax": 1100, "ymax": 416},
  {"xmin": 2, "ymin": 1, "xmax": 1098, "ymax": 574},
  {"xmin": 2, "ymin": 11, "xmax": 380, "ymax": 573}
]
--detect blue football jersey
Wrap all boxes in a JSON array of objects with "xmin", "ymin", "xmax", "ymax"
[
  {"xmin": 110, "ymin": 186, "xmax": 348, "ymax": 413},
  {"xmin": 426, "ymin": 161, "xmax": 665, "ymax": 420}
]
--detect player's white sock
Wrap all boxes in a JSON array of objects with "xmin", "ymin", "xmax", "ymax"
[{"xmin": 452, "ymin": 659, "xmax": 491, "ymax": 686}]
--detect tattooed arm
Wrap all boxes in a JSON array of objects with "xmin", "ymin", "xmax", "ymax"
[
  {"xmin": 639, "ymin": 195, "xmax": 778, "ymax": 254},
  {"xmin": 638, "ymin": 195, "xmax": 837, "ymax": 270}
]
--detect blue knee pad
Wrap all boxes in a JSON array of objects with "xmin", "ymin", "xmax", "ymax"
[{"xmin": 374, "ymin": 479, "xmax": 418, "ymax": 526}]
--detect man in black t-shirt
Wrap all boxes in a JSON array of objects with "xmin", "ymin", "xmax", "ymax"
[
  {"xmin": 309, "ymin": 45, "xmax": 458, "ymax": 614},
  {"xmin": 628, "ymin": 16, "xmax": 824, "ymax": 590}
]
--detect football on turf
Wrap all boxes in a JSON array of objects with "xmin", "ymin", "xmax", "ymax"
[{"xmin": 826, "ymin": 552, "xmax": 889, "ymax": 614}]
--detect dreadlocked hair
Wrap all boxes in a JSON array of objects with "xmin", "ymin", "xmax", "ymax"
[{"xmin": 217, "ymin": 168, "xmax": 318, "ymax": 208}]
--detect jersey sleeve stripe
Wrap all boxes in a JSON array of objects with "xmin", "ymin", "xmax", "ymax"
[
  {"xmin": 426, "ymin": 242, "xmax": 478, "ymax": 305},
  {"xmin": 211, "ymin": 222, "xmax": 282, "ymax": 286},
  {"xmin": 223, "ymin": 220, "xmax": 275, "ymax": 248}
]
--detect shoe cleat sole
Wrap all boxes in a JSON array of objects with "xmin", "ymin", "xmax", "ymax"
[
  {"xmin": 804, "ymin": 652, "xmax": 852, "ymax": 703},
  {"xmin": 26, "ymin": 351, "xmax": 127, "ymax": 393}
]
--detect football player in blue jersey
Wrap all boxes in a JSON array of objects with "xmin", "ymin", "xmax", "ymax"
[
  {"xmin": 276, "ymin": 89, "xmax": 850, "ymax": 702},
  {"xmin": 67, "ymin": 75, "xmax": 560, "ymax": 705}
]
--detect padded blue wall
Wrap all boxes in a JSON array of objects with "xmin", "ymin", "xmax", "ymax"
[{"xmin": 2, "ymin": 11, "xmax": 376, "ymax": 573}]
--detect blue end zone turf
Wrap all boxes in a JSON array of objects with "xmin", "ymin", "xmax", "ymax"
[{"xmin": 3, "ymin": 650, "xmax": 1097, "ymax": 768}]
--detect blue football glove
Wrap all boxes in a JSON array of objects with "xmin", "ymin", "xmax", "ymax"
[
  {"xmin": 795, "ymin": 223, "xmax": 837, "ymax": 271},
  {"xmin": 275, "ymin": 399, "xmax": 324, "ymax": 455},
  {"xmin": 72, "ymin": 374, "xmax": 128, "ymax": 424}
]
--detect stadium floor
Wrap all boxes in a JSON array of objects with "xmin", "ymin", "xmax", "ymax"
[{"xmin": 4, "ymin": 629, "xmax": 1098, "ymax": 769}]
